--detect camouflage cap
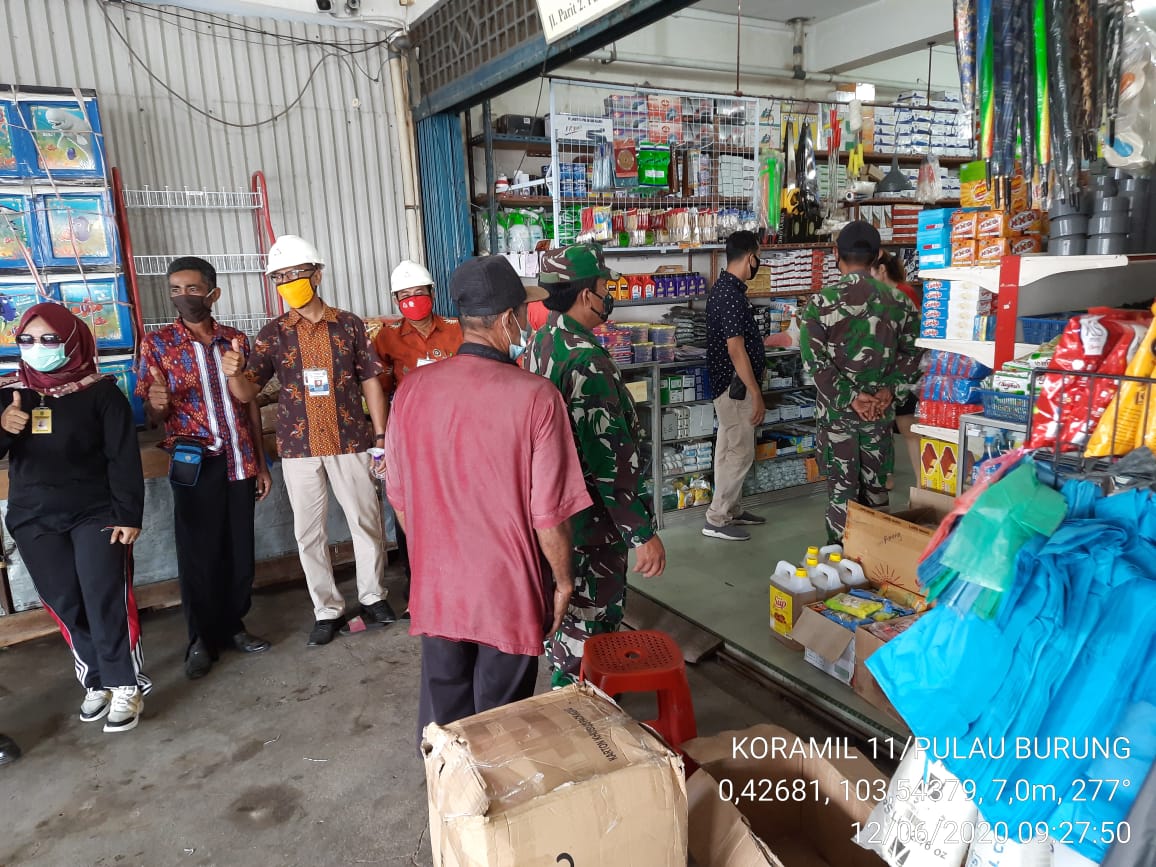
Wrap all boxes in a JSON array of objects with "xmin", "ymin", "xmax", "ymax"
[{"xmin": 538, "ymin": 243, "xmax": 620, "ymax": 285}]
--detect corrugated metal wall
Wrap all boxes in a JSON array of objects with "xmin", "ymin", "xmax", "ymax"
[{"xmin": 0, "ymin": 0, "xmax": 409, "ymax": 322}]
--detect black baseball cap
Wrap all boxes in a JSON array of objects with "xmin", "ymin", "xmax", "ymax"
[
  {"xmin": 450, "ymin": 256, "xmax": 548, "ymax": 316},
  {"xmin": 837, "ymin": 220, "xmax": 882, "ymax": 258}
]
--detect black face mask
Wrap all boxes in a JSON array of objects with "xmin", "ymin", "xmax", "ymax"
[
  {"xmin": 594, "ymin": 289, "xmax": 615, "ymax": 322},
  {"xmin": 173, "ymin": 294, "xmax": 211, "ymax": 324},
  {"xmin": 749, "ymin": 255, "xmax": 760, "ymax": 280}
]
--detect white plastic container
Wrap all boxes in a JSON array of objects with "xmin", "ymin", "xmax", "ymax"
[
  {"xmin": 828, "ymin": 552, "xmax": 869, "ymax": 588},
  {"xmin": 804, "ymin": 545, "xmax": 820, "ymax": 562},
  {"xmin": 806, "ymin": 556, "xmax": 844, "ymax": 597},
  {"xmin": 819, "ymin": 543, "xmax": 843, "ymax": 563}
]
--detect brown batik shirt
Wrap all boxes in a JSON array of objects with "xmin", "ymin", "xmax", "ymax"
[{"xmin": 245, "ymin": 304, "xmax": 383, "ymax": 459}]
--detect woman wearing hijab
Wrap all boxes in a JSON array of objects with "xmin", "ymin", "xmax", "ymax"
[{"xmin": 0, "ymin": 303, "xmax": 148, "ymax": 733}]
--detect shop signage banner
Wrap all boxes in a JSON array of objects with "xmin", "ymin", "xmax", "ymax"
[{"xmin": 536, "ymin": 0, "xmax": 632, "ymax": 44}]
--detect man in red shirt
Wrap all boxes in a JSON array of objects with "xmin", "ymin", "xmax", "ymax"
[{"xmin": 384, "ymin": 256, "xmax": 591, "ymax": 745}]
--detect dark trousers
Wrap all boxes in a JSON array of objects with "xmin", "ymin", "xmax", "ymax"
[
  {"xmin": 417, "ymin": 635, "xmax": 537, "ymax": 751},
  {"xmin": 171, "ymin": 455, "xmax": 257, "ymax": 652},
  {"xmin": 10, "ymin": 519, "xmax": 146, "ymax": 690},
  {"xmin": 394, "ymin": 523, "xmax": 411, "ymax": 600}
]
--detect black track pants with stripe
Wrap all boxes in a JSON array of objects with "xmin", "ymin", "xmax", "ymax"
[{"xmin": 10, "ymin": 518, "xmax": 149, "ymax": 692}]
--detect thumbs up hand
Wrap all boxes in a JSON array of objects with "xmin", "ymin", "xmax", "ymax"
[
  {"xmin": 147, "ymin": 366, "xmax": 170, "ymax": 414},
  {"xmin": 221, "ymin": 337, "xmax": 246, "ymax": 379},
  {"xmin": 2, "ymin": 391, "xmax": 29, "ymax": 435}
]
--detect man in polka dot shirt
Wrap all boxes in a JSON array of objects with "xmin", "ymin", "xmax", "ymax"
[{"xmin": 703, "ymin": 231, "xmax": 768, "ymax": 542}]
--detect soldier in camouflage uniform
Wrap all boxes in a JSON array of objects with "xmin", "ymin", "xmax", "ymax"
[
  {"xmin": 800, "ymin": 221, "xmax": 921, "ymax": 543},
  {"xmin": 526, "ymin": 244, "xmax": 667, "ymax": 688}
]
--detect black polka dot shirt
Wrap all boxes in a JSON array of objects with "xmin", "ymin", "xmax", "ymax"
[{"xmin": 706, "ymin": 271, "xmax": 765, "ymax": 400}]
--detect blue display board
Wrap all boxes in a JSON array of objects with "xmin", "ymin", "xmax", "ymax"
[
  {"xmin": 56, "ymin": 275, "xmax": 133, "ymax": 351},
  {"xmin": 0, "ymin": 195, "xmax": 34, "ymax": 269},
  {"xmin": 0, "ymin": 281, "xmax": 57, "ymax": 359},
  {"xmin": 35, "ymin": 193, "xmax": 119, "ymax": 267},
  {"xmin": 16, "ymin": 98, "xmax": 106, "ymax": 179},
  {"xmin": 0, "ymin": 101, "xmax": 21, "ymax": 178},
  {"xmin": 100, "ymin": 356, "xmax": 146, "ymax": 428}
]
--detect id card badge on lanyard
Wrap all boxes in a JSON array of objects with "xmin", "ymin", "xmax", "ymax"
[
  {"xmin": 304, "ymin": 368, "xmax": 331, "ymax": 397},
  {"xmin": 31, "ymin": 405, "xmax": 51, "ymax": 435}
]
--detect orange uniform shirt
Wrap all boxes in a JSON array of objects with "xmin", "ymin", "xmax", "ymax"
[{"xmin": 373, "ymin": 315, "xmax": 464, "ymax": 398}]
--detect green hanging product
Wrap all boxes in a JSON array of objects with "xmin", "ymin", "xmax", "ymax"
[
  {"xmin": 637, "ymin": 142, "xmax": 671, "ymax": 188},
  {"xmin": 940, "ymin": 462, "xmax": 1068, "ymax": 596}
]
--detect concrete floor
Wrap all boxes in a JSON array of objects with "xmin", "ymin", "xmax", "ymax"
[
  {"xmin": 628, "ymin": 436, "xmax": 918, "ymax": 737},
  {"xmin": 0, "ymin": 568, "xmax": 839, "ymax": 867}
]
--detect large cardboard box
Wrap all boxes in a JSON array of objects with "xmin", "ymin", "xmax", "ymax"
[
  {"xmin": 790, "ymin": 604, "xmax": 857, "ymax": 686},
  {"xmin": 422, "ymin": 683, "xmax": 687, "ymax": 866},
  {"xmin": 683, "ymin": 724, "xmax": 888, "ymax": 866},
  {"xmin": 852, "ymin": 615, "xmax": 922, "ymax": 721},
  {"xmin": 843, "ymin": 492, "xmax": 952, "ymax": 603}
]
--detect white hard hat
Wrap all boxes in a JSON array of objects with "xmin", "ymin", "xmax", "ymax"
[
  {"xmin": 265, "ymin": 234, "xmax": 324, "ymax": 275},
  {"xmin": 390, "ymin": 260, "xmax": 435, "ymax": 294}
]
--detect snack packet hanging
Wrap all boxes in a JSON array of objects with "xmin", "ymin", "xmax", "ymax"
[
  {"xmin": 1031, "ymin": 309, "xmax": 1149, "ymax": 451},
  {"xmin": 1086, "ymin": 305, "xmax": 1156, "ymax": 457}
]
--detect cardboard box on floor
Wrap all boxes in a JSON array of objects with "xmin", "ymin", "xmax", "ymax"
[
  {"xmin": 843, "ymin": 490, "xmax": 953, "ymax": 606},
  {"xmin": 853, "ymin": 615, "xmax": 921, "ymax": 721},
  {"xmin": 422, "ymin": 682, "xmax": 687, "ymax": 867},
  {"xmin": 683, "ymin": 723, "xmax": 888, "ymax": 867}
]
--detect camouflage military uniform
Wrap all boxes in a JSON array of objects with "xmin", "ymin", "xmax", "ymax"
[
  {"xmin": 526, "ymin": 310, "xmax": 655, "ymax": 688},
  {"xmin": 800, "ymin": 272, "xmax": 921, "ymax": 543}
]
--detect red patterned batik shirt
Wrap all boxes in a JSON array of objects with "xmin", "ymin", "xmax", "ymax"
[{"xmin": 136, "ymin": 318, "xmax": 259, "ymax": 481}]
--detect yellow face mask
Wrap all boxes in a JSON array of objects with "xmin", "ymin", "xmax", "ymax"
[{"xmin": 277, "ymin": 277, "xmax": 315, "ymax": 309}]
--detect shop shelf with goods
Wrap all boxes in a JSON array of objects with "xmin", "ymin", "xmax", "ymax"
[
  {"xmin": 112, "ymin": 168, "xmax": 280, "ymax": 334},
  {"xmin": 957, "ymin": 412, "xmax": 1028, "ymax": 495},
  {"xmin": 917, "ymin": 254, "xmax": 1156, "ymax": 371}
]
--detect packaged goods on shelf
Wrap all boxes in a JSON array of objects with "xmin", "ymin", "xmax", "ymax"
[
  {"xmin": 1032, "ymin": 310, "xmax": 1150, "ymax": 452},
  {"xmin": 922, "ymin": 349, "xmax": 991, "ymax": 379},
  {"xmin": 916, "ymin": 400, "xmax": 982, "ymax": 429},
  {"xmin": 662, "ymin": 474, "xmax": 712, "ymax": 510},
  {"xmin": 918, "ymin": 434, "xmax": 960, "ymax": 495},
  {"xmin": 918, "ymin": 375, "xmax": 985, "ymax": 404}
]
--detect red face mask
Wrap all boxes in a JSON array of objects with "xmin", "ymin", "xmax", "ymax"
[{"xmin": 399, "ymin": 295, "xmax": 434, "ymax": 321}]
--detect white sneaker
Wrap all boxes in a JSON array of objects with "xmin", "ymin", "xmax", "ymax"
[
  {"xmin": 79, "ymin": 689, "xmax": 111, "ymax": 723},
  {"xmin": 103, "ymin": 686, "xmax": 143, "ymax": 733}
]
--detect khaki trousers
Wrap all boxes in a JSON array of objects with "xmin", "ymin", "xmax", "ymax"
[
  {"xmin": 282, "ymin": 452, "xmax": 386, "ymax": 620},
  {"xmin": 706, "ymin": 392, "xmax": 756, "ymax": 527}
]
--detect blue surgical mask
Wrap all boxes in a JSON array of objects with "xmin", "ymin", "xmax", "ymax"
[
  {"xmin": 506, "ymin": 317, "xmax": 530, "ymax": 362},
  {"xmin": 20, "ymin": 343, "xmax": 67, "ymax": 373}
]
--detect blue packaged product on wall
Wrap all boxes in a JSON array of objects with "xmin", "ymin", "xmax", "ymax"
[
  {"xmin": 55, "ymin": 276, "xmax": 133, "ymax": 351},
  {"xmin": 0, "ymin": 280, "xmax": 57, "ymax": 358},
  {"xmin": 35, "ymin": 193, "xmax": 119, "ymax": 267},
  {"xmin": 0, "ymin": 101, "xmax": 24, "ymax": 178},
  {"xmin": 0, "ymin": 194, "xmax": 34, "ymax": 268},
  {"xmin": 100, "ymin": 356, "xmax": 145, "ymax": 428},
  {"xmin": 16, "ymin": 97, "xmax": 106, "ymax": 179}
]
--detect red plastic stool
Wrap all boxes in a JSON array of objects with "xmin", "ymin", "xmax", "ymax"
[{"xmin": 580, "ymin": 629, "xmax": 698, "ymax": 748}]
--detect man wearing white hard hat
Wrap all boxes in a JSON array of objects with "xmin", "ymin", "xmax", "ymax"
[
  {"xmin": 373, "ymin": 260, "xmax": 463, "ymax": 617},
  {"xmin": 223, "ymin": 235, "xmax": 397, "ymax": 646}
]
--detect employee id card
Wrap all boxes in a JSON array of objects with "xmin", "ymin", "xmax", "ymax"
[
  {"xmin": 304, "ymin": 368, "xmax": 330, "ymax": 397},
  {"xmin": 416, "ymin": 357, "xmax": 435, "ymax": 368},
  {"xmin": 31, "ymin": 406, "xmax": 52, "ymax": 435}
]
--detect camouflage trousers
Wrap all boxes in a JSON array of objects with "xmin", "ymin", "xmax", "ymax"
[
  {"xmin": 545, "ymin": 541, "xmax": 629, "ymax": 689},
  {"xmin": 818, "ymin": 416, "xmax": 894, "ymax": 543}
]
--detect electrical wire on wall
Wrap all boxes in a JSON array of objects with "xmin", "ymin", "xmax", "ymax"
[{"xmin": 97, "ymin": 0, "xmax": 403, "ymax": 129}]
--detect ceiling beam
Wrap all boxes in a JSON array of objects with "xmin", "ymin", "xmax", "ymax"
[
  {"xmin": 808, "ymin": 0, "xmax": 953, "ymax": 74},
  {"xmin": 127, "ymin": 0, "xmax": 412, "ymax": 30}
]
